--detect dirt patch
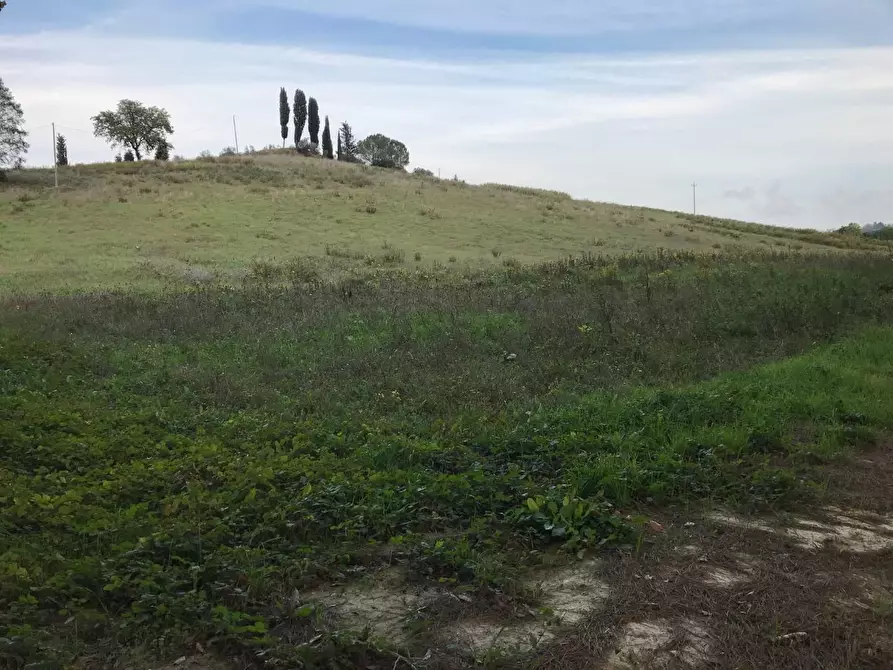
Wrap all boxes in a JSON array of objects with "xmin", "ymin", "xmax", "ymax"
[
  {"xmin": 784, "ymin": 513, "xmax": 893, "ymax": 552},
  {"xmin": 306, "ymin": 568, "xmax": 438, "ymax": 641},
  {"xmin": 606, "ymin": 619, "xmax": 710, "ymax": 669},
  {"xmin": 444, "ymin": 560, "xmax": 611, "ymax": 660}
]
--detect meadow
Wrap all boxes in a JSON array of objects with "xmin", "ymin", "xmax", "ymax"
[
  {"xmin": 2, "ymin": 155, "xmax": 893, "ymax": 669},
  {"xmin": 2, "ymin": 152, "xmax": 887, "ymax": 293}
]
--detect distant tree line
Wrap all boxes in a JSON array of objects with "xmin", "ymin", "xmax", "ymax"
[
  {"xmin": 278, "ymin": 87, "xmax": 410, "ymax": 169},
  {"xmin": 837, "ymin": 222, "xmax": 892, "ymax": 240}
]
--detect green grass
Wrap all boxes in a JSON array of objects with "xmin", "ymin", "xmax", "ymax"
[
  {"xmin": 3, "ymin": 251, "xmax": 893, "ymax": 666},
  {"xmin": 4, "ymin": 155, "xmax": 893, "ymax": 666},
  {"xmin": 2, "ymin": 154, "xmax": 887, "ymax": 293}
]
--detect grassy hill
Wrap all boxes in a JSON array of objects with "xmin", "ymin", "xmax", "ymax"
[
  {"xmin": 1, "ymin": 152, "xmax": 887, "ymax": 292},
  {"xmin": 3, "ymin": 153, "xmax": 893, "ymax": 669}
]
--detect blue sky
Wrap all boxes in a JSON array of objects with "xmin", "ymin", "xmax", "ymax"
[{"xmin": 2, "ymin": 0, "xmax": 893, "ymax": 227}]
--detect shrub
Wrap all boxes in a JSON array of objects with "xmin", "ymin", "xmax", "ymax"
[{"xmin": 154, "ymin": 141, "xmax": 170, "ymax": 161}]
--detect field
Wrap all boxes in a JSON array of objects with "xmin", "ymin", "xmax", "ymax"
[
  {"xmin": 2, "ymin": 155, "xmax": 893, "ymax": 669},
  {"xmin": 2, "ymin": 153, "xmax": 888, "ymax": 293}
]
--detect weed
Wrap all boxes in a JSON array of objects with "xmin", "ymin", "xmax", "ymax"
[
  {"xmin": 380, "ymin": 248, "xmax": 406, "ymax": 265},
  {"xmin": 325, "ymin": 244, "xmax": 365, "ymax": 260},
  {"xmin": 414, "ymin": 252, "xmax": 422, "ymax": 262}
]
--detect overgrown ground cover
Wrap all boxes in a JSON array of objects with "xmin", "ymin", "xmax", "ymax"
[
  {"xmin": 2, "ymin": 153, "xmax": 890, "ymax": 293},
  {"xmin": 3, "ymin": 250, "xmax": 893, "ymax": 668}
]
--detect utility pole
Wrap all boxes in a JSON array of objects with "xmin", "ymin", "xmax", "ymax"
[
  {"xmin": 692, "ymin": 182, "xmax": 697, "ymax": 215},
  {"xmin": 52, "ymin": 122, "xmax": 58, "ymax": 188},
  {"xmin": 232, "ymin": 115, "xmax": 240, "ymax": 154}
]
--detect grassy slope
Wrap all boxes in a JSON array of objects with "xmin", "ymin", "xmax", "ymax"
[
  {"xmin": 3, "ymin": 155, "xmax": 893, "ymax": 666},
  {"xmin": 3, "ymin": 252, "xmax": 893, "ymax": 666},
  {"xmin": 2, "ymin": 153, "xmax": 887, "ymax": 293}
]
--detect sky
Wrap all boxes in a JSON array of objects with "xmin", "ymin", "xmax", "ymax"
[{"xmin": 1, "ymin": 0, "xmax": 892, "ymax": 228}]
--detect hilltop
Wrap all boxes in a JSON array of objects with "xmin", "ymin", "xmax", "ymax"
[{"xmin": 1, "ymin": 152, "xmax": 887, "ymax": 292}]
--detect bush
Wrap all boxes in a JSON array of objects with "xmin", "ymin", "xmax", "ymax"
[
  {"xmin": 154, "ymin": 142, "xmax": 170, "ymax": 161},
  {"xmin": 413, "ymin": 167, "xmax": 434, "ymax": 177},
  {"xmin": 296, "ymin": 139, "xmax": 319, "ymax": 156},
  {"xmin": 123, "ymin": 149, "xmax": 135, "ymax": 162}
]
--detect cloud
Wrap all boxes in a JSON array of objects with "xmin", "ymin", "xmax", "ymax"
[
  {"xmin": 248, "ymin": 0, "xmax": 786, "ymax": 35},
  {"xmin": 1, "ymin": 29, "xmax": 892, "ymax": 229}
]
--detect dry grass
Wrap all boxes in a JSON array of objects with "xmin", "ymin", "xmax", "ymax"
[{"xmin": 0, "ymin": 154, "xmax": 878, "ymax": 293}]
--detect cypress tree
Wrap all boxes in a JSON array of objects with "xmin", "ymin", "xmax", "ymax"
[
  {"xmin": 279, "ymin": 87, "xmax": 290, "ymax": 147},
  {"xmin": 337, "ymin": 133, "xmax": 342, "ymax": 161},
  {"xmin": 293, "ymin": 89, "xmax": 307, "ymax": 147},
  {"xmin": 308, "ymin": 97, "xmax": 320, "ymax": 145},
  {"xmin": 55, "ymin": 134, "xmax": 68, "ymax": 166},
  {"xmin": 322, "ymin": 116, "xmax": 334, "ymax": 159}
]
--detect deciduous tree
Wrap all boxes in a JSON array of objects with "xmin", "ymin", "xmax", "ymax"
[
  {"xmin": 0, "ymin": 77, "xmax": 28, "ymax": 171},
  {"xmin": 92, "ymin": 99, "xmax": 173, "ymax": 161},
  {"xmin": 356, "ymin": 133, "xmax": 409, "ymax": 169}
]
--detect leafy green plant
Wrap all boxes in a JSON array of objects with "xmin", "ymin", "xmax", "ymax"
[{"xmin": 507, "ymin": 490, "xmax": 633, "ymax": 550}]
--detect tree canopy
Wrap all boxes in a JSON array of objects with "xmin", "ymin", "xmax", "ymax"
[
  {"xmin": 0, "ymin": 77, "xmax": 28, "ymax": 170},
  {"xmin": 356, "ymin": 133, "xmax": 410, "ymax": 169},
  {"xmin": 92, "ymin": 99, "xmax": 173, "ymax": 161}
]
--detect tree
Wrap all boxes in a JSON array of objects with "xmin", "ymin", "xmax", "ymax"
[
  {"xmin": 0, "ymin": 2, "xmax": 7, "ymax": 14},
  {"xmin": 321, "ymin": 116, "xmax": 334, "ymax": 159},
  {"xmin": 837, "ymin": 223, "xmax": 864, "ymax": 236},
  {"xmin": 55, "ymin": 134, "xmax": 68, "ymax": 167},
  {"xmin": 338, "ymin": 122, "xmax": 359, "ymax": 163},
  {"xmin": 357, "ymin": 133, "xmax": 410, "ymax": 169},
  {"xmin": 294, "ymin": 89, "xmax": 307, "ymax": 147},
  {"xmin": 154, "ymin": 140, "xmax": 170, "ymax": 161},
  {"xmin": 0, "ymin": 77, "xmax": 29, "ymax": 171},
  {"xmin": 279, "ymin": 87, "xmax": 290, "ymax": 147},
  {"xmin": 308, "ymin": 97, "xmax": 320, "ymax": 145},
  {"xmin": 92, "ymin": 99, "xmax": 173, "ymax": 161},
  {"xmin": 123, "ymin": 149, "xmax": 135, "ymax": 162}
]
